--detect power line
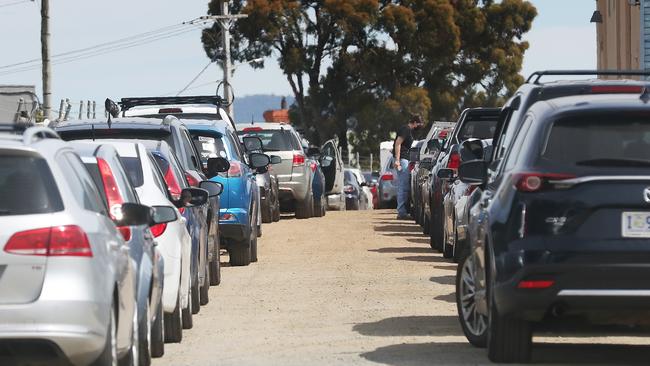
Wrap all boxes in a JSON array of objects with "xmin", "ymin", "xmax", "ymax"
[
  {"xmin": 0, "ymin": 0, "xmax": 32, "ymax": 9},
  {"xmin": 176, "ymin": 61, "xmax": 214, "ymax": 96}
]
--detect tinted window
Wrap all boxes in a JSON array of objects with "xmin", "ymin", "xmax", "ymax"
[
  {"xmin": 0, "ymin": 155, "xmax": 63, "ymax": 215},
  {"xmin": 540, "ymin": 115, "xmax": 650, "ymax": 169},
  {"xmin": 180, "ymin": 129, "xmax": 200, "ymax": 170},
  {"xmin": 237, "ymin": 129, "xmax": 296, "ymax": 151},
  {"xmin": 503, "ymin": 116, "xmax": 533, "ymax": 172},
  {"xmin": 59, "ymin": 153, "xmax": 106, "ymax": 214},
  {"xmin": 191, "ymin": 133, "xmax": 230, "ymax": 165},
  {"xmin": 457, "ymin": 120, "xmax": 498, "ymax": 141},
  {"xmin": 120, "ymin": 156, "xmax": 144, "ymax": 188}
]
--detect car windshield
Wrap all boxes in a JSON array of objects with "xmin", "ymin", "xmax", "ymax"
[
  {"xmin": 191, "ymin": 133, "xmax": 231, "ymax": 165},
  {"xmin": 457, "ymin": 120, "xmax": 498, "ymax": 141},
  {"xmin": 540, "ymin": 115, "xmax": 650, "ymax": 169},
  {"xmin": 0, "ymin": 155, "xmax": 63, "ymax": 215},
  {"xmin": 237, "ymin": 129, "xmax": 298, "ymax": 151},
  {"xmin": 119, "ymin": 156, "xmax": 144, "ymax": 187}
]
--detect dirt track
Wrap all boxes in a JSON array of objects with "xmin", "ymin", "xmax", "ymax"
[{"xmin": 155, "ymin": 210, "xmax": 650, "ymax": 366}]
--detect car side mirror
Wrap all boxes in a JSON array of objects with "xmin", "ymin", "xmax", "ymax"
[
  {"xmin": 458, "ymin": 160, "xmax": 488, "ymax": 185},
  {"xmin": 321, "ymin": 155, "xmax": 334, "ymax": 168},
  {"xmin": 249, "ymin": 152, "xmax": 270, "ymax": 169},
  {"xmin": 150, "ymin": 205, "xmax": 178, "ymax": 226},
  {"xmin": 206, "ymin": 157, "xmax": 230, "ymax": 178},
  {"xmin": 460, "ymin": 139, "xmax": 485, "ymax": 161},
  {"xmin": 199, "ymin": 181, "xmax": 223, "ymax": 197},
  {"xmin": 307, "ymin": 147, "xmax": 321, "ymax": 157},
  {"xmin": 360, "ymin": 182, "xmax": 368, "ymax": 187},
  {"xmin": 437, "ymin": 168, "xmax": 455, "ymax": 180},
  {"xmin": 242, "ymin": 136, "xmax": 263, "ymax": 151},
  {"xmin": 114, "ymin": 203, "xmax": 152, "ymax": 227},
  {"xmin": 270, "ymin": 155, "xmax": 282, "ymax": 164},
  {"xmin": 174, "ymin": 187, "xmax": 209, "ymax": 208}
]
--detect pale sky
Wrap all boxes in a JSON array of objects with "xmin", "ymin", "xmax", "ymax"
[{"xmin": 0, "ymin": 0, "xmax": 596, "ymax": 113}]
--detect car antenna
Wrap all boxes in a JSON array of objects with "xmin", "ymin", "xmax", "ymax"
[{"xmin": 641, "ymin": 87, "xmax": 650, "ymax": 104}]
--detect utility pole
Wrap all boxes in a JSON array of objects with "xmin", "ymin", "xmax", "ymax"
[
  {"xmin": 202, "ymin": 2, "xmax": 247, "ymax": 121},
  {"xmin": 41, "ymin": 0, "xmax": 51, "ymax": 121}
]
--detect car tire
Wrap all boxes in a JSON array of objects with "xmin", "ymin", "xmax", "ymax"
[
  {"xmin": 92, "ymin": 302, "xmax": 117, "ymax": 366},
  {"xmin": 423, "ymin": 214, "xmax": 431, "ymax": 235},
  {"xmin": 453, "ymin": 224, "xmax": 466, "ymax": 263},
  {"xmin": 456, "ymin": 253, "xmax": 488, "ymax": 348},
  {"xmin": 209, "ymin": 239, "xmax": 221, "ymax": 286},
  {"xmin": 487, "ymin": 261, "xmax": 532, "ymax": 363},
  {"xmin": 182, "ymin": 283, "xmax": 194, "ymax": 330},
  {"xmin": 138, "ymin": 301, "xmax": 152, "ymax": 366},
  {"xmin": 272, "ymin": 202, "xmax": 281, "ymax": 222},
  {"xmin": 164, "ymin": 291, "xmax": 182, "ymax": 343},
  {"xmin": 151, "ymin": 300, "xmax": 164, "ymax": 358},
  {"xmin": 229, "ymin": 239, "xmax": 252, "ymax": 266},
  {"xmin": 200, "ymin": 263, "xmax": 209, "ymax": 306},
  {"xmin": 251, "ymin": 225, "xmax": 258, "ymax": 263},
  {"xmin": 295, "ymin": 194, "xmax": 313, "ymax": 219},
  {"xmin": 431, "ymin": 207, "xmax": 444, "ymax": 252},
  {"xmin": 443, "ymin": 217, "xmax": 454, "ymax": 259},
  {"xmin": 313, "ymin": 198, "xmax": 324, "ymax": 217}
]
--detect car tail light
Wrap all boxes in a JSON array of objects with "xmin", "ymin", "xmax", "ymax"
[
  {"xmin": 447, "ymin": 151, "xmax": 460, "ymax": 170},
  {"xmin": 163, "ymin": 165, "xmax": 182, "ymax": 201},
  {"xmin": 227, "ymin": 161, "xmax": 242, "ymax": 177},
  {"xmin": 150, "ymin": 223, "xmax": 167, "ymax": 238},
  {"xmin": 513, "ymin": 173, "xmax": 576, "ymax": 192},
  {"xmin": 158, "ymin": 108, "xmax": 183, "ymax": 114},
  {"xmin": 380, "ymin": 173, "xmax": 394, "ymax": 181},
  {"xmin": 590, "ymin": 85, "xmax": 643, "ymax": 94},
  {"xmin": 371, "ymin": 186, "xmax": 377, "ymax": 194},
  {"xmin": 408, "ymin": 162, "xmax": 415, "ymax": 172},
  {"xmin": 243, "ymin": 127, "xmax": 263, "ymax": 132},
  {"xmin": 310, "ymin": 162, "xmax": 317, "ymax": 172},
  {"xmin": 517, "ymin": 280, "xmax": 554, "ymax": 289},
  {"xmin": 221, "ymin": 213, "xmax": 234, "ymax": 220},
  {"xmin": 293, "ymin": 154, "xmax": 305, "ymax": 167},
  {"xmin": 5, "ymin": 225, "xmax": 92, "ymax": 257},
  {"xmin": 185, "ymin": 171, "xmax": 200, "ymax": 187},
  {"xmin": 344, "ymin": 185, "xmax": 354, "ymax": 193},
  {"xmin": 97, "ymin": 158, "xmax": 131, "ymax": 241}
]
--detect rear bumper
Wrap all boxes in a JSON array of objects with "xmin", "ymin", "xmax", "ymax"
[
  {"xmin": 220, "ymin": 223, "xmax": 250, "ymax": 244},
  {"xmin": 279, "ymin": 179, "xmax": 309, "ymax": 202}
]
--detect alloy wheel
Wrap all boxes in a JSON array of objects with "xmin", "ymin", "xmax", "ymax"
[{"xmin": 459, "ymin": 254, "xmax": 488, "ymax": 336}]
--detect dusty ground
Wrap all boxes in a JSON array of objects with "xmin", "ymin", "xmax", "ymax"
[{"xmin": 155, "ymin": 210, "xmax": 650, "ymax": 366}]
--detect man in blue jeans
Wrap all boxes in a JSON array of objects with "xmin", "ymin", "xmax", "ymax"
[{"xmin": 393, "ymin": 115, "xmax": 425, "ymax": 220}]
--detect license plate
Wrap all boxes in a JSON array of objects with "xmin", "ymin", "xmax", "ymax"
[{"xmin": 622, "ymin": 212, "xmax": 650, "ymax": 238}]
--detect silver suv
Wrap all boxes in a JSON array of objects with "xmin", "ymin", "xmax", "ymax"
[
  {"xmin": 0, "ymin": 125, "xmax": 146, "ymax": 364},
  {"xmin": 237, "ymin": 123, "xmax": 314, "ymax": 219}
]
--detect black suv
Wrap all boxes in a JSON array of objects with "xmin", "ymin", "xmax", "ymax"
[{"xmin": 457, "ymin": 92, "xmax": 650, "ymax": 363}]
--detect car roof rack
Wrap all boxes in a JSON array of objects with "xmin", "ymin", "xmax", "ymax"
[
  {"xmin": 119, "ymin": 95, "xmax": 226, "ymax": 111},
  {"xmin": 526, "ymin": 70, "xmax": 650, "ymax": 84}
]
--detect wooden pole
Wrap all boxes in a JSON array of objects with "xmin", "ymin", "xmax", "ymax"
[{"xmin": 41, "ymin": 0, "xmax": 52, "ymax": 121}]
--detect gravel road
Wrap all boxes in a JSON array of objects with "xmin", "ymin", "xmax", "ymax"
[{"xmin": 154, "ymin": 210, "xmax": 650, "ymax": 366}]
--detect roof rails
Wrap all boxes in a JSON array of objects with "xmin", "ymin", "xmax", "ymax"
[
  {"xmin": 119, "ymin": 95, "xmax": 226, "ymax": 111},
  {"xmin": 526, "ymin": 70, "xmax": 650, "ymax": 84}
]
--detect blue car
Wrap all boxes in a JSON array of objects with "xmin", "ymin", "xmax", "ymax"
[{"xmin": 187, "ymin": 120, "xmax": 262, "ymax": 266}]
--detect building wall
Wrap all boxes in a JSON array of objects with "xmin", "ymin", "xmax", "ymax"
[{"xmin": 596, "ymin": 0, "xmax": 641, "ymax": 70}]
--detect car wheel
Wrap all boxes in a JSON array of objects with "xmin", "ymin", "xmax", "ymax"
[
  {"xmin": 164, "ymin": 291, "xmax": 182, "ymax": 343},
  {"xmin": 151, "ymin": 300, "xmax": 164, "ymax": 358},
  {"xmin": 182, "ymin": 282, "xmax": 194, "ymax": 329},
  {"xmin": 487, "ymin": 257, "xmax": 532, "ymax": 363},
  {"xmin": 200, "ymin": 262, "xmax": 209, "ymax": 306},
  {"xmin": 138, "ymin": 301, "xmax": 152, "ymax": 366},
  {"xmin": 431, "ymin": 206, "xmax": 444, "ymax": 252},
  {"xmin": 92, "ymin": 302, "xmax": 117, "ymax": 366},
  {"xmin": 456, "ymin": 253, "xmax": 488, "ymax": 347},
  {"xmin": 229, "ymin": 236, "xmax": 252, "ymax": 266},
  {"xmin": 190, "ymin": 269, "xmax": 200, "ymax": 314},
  {"xmin": 423, "ymin": 213, "xmax": 431, "ymax": 235},
  {"xmin": 443, "ymin": 217, "xmax": 454, "ymax": 259},
  {"xmin": 295, "ymin": 194, "xmax": 313, "ymax": 219},
  {"xmin": 261, "ymin": 200, "xmax": 273, "ymax": 223},
  {"xmin": 209, "ymin": 239, "xmax": 221, "ymax": 286},
  {"xmin": 272, "ymin": 201, "xmax": 281, "ymax": 222},
  {"xmin": 453, "ymin": 222, "xmax": 466, "ymax": 263},
  {"xmin": 250, "ymin": 223, "xmax": 258, "ymax": 263},
  {"xmin": 313, "ymin": 198, "xmax": 324, "ymax": 217}
]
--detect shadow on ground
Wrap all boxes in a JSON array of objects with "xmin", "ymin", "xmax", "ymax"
[
  {"xmin": 430, "ymin": 275, "xmax": 455, "ymax": 286},
  {"xmin": 368, "ymin": 247, "xmax": 432, "ymax": 254},
  {"xmin": 395, "ymin": 255, "xmax": 451, "ymax": 263},
  {"xmin": 406, "ymin": 237, "xmax": 429, "ymax": 244},
  {"xmin": 434, "ymin": 292, "xmax": 456, "ymax": 304},
  {"xmin": 353, "ymin": 315, "xmax": 462, "ymax": 337},
  {"xmin": 360, "ymin": 341, "xmax": 650, "ymax": 366},
  {"xmin": 374, "ymin": 224, "xmax": 423, "ymax": 233}
]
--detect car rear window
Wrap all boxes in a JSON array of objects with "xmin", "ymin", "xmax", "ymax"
[
  {"xmin": 457, "ymin": 120, "xmax": 498, "ymax": 141},
  {"xmin": 540, "ymin": 115, "xmax": 650, "ymax": 169},
  {"xmin": 0, "ymin": 155, "xmax": 63, "ymax": 215},
  {"xmin": 119, "ymin": 157, "xmax": 144, "ymax": 188},
  {"xmin": 191, "ymin": 134, "xmax": 230, "ymax": 165},
  {"xmin": 237, "ymin": 129, "xmax": 300, "ymax": 151}
]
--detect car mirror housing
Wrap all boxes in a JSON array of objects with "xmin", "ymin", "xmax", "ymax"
[
  {"xmin": 270, "ymin": 155, "xmax": 282, "ymax": 164},
  {"xmin": 174, "ymin": 187, "xmax": 209, "ymax": 208},
  {"xmin": 114, "ymin": 203, "xmax": 152, "ymax": 227},
  {"xmin": 199, "ymin": 181, "xmax": 223, "ymax": 197},
  {"xmin": 249, "ymin": 152, "xmax": 270, "ymax": 169},
  {"xmin": 458, "ymin": 160, "xmax": 488, "ymax": 185},
  {"xmin": 242, "ymin": 136, "xmax": 263, "ymax": 151},
  {"xmin": 206, "ymin": 157, "xmax": 230, "ymax": 178},
  {"xmin": 150, "ymin": 205, "xmax": 178, "ymax": 226}
]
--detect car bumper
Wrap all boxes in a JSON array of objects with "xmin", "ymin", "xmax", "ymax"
[
  {"xmin": 279, "ymin": 179, "xmax": 309, "ymax": 201},
  {"xmin": 220, "ymin": 222, "xmax": 250, "ymax": 244},
  {"xmin": 326, "ymin": 193, "xmax": 345, "ymax": 210}
]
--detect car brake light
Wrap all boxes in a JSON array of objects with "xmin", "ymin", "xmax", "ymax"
[
  {"xmin": 4, "ymin": 225, "xmax": 92, "ymax": 257},
  {"xmin": 447, "ymin": 151, "xmax": 460, "ymax": 170},
  {"xmin": 310, "ymin": 162, "xmax": 317, "ymax": 172},
  {"xmin": 517, "ymin": 280, "xmax": 554, "ymax": 289},
  {"xmin": 514, "ymin": 173, "xmax": 576, "ymax": 192},
  {"xmin": 228, "ymin": 161, "xmax": 242, "ymax": 177},
  {"xmin": 381, "ymin": 173, "xmax": 394, "ymax": 181},
  {"xmin": 178, "ymin": 207, "xmax": 185, "ymax": 214},
  {"xmin": 371, "ymin": 186, "xmax": 377, "ymax": 194},
  {"xmin": 185, "ymin": 171, "xmax": 200, "ymax": 187},
  {"xmin": 158, "ymin": 108, "xmax": 182, "ymax": 114},
  {"xmin": 150, "ymin": 223, "xmax": 167, "ymax": 238},
  {"xmin": 97, "ymin": 158, "xmax": 131, "ymax": 241},
  {"xmin": 243, "ymin": 127, "xmax": 263, "ymax": 132},
  {"xmin": 293, "ymin": 154, "xmax": 305, "ymax": 167},
  {"xmin": 590, "ymin": 85, "xmax": 643, "ymax": 94},
  {"xmin": 163, "ymin": 166, "xmax": 183, "ymax": 201}
]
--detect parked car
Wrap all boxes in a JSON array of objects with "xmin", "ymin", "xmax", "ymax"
[
  {"xmin": 0, "ymin": 125, "xmax": 165, "ymax": 365},
  {"xmin": 343, "ymin": 169, "xmax": 365, "ymax": 210},
  {"xmin": 308, "ymin": 153, "xmax": 327, "ymax": 217},
  {"xmin": 363, "ymin": 171, "xmax": 380, "ymax": 209},
  {"xmin": 320, "ymin": 139, "xmax": 346, "ymax": 211},
  {"xmin": 55, "ymin": 115, "xmax": 220, "ymax": 308},
  {"xmin": 348, "ymin": 168, "xmax": 373, "ymax": 209},
  {"xmin": 71, "ymin": 141, "xmax": 165, "ymax": 365},
  {"xmin": 188, "ymin": 119, "xmax": 270, "ymax": 266},
  {"xmin": 457, "ymin": 93, "xmax": 650, "ymax": 363},
  {"xmin": 439, "ymin": 138, "xmax": 492, "ymax": 261},
  {"xmin": 426, "ymin": 108, "xmax": 500, "ymax": 251},
  {"xmin": 236, "ymin": 123, "xmax": 314, "ymax": 219}
]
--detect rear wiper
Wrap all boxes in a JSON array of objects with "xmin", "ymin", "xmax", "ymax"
[{"xmin": 576, "ymin": 158, "xmax": 650, "ymax": 167}]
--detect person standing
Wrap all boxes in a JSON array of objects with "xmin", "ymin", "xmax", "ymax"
[{"xmin": 393, "ymin": 115, "xmax": 424, "ymax": 219}]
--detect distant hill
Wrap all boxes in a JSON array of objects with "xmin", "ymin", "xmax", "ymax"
[{"xmin": 233, "ymin": 94, "xmax": 294, "ymax": 123}]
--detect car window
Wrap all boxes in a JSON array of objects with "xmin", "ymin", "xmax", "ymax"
[
  {"xmin": 457, "ymin": 120, "xmax": 498, "ymax": 141},
  {"xmin": 503, "ymin": 115, "xmax": 534, "ymax": 172},
  {"xmin": 59, "ymin": 152, "xmax": 106, "ymax": 214},
  {"xmin": 0, "ymin": 153, "xmax": 64, "ymax": 215},
  {"xmin": 322, "ymin": 141, "xmax": 335, "ymax": 157},
  {"xmin": 147, "ymin": 154, "xmax": 167, "ymax": 194},
  {"xmin": 227, "ymin": 131, "xmax": 245, "ymax": 161},
  {"xmin": 191, "ymin": 133, "xmax": 230, "ymax": 165},
  {"xmin": 180, "ymin": 129, "xmax": 200, "ymax": 170},
  {"xmin": 237, "ymin": 129, "xmax": 297, "ymax": 151},
  {"xmin": 119, "ymin": 155, "xmax": 144, "ymax": 188}
]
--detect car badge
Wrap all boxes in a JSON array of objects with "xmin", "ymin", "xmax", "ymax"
[{"xmin": 644, "ymin": 187, "xmax": 650, "ymax": 203}]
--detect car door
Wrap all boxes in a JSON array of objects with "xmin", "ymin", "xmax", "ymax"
[{"xmin": 321, "ymin": 140, "xmax": 343, "ymax": 195}]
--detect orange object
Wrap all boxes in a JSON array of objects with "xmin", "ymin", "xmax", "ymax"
[{"xmin": 263, "ymin": 109, "xmax": 290, "ymax": 123}]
